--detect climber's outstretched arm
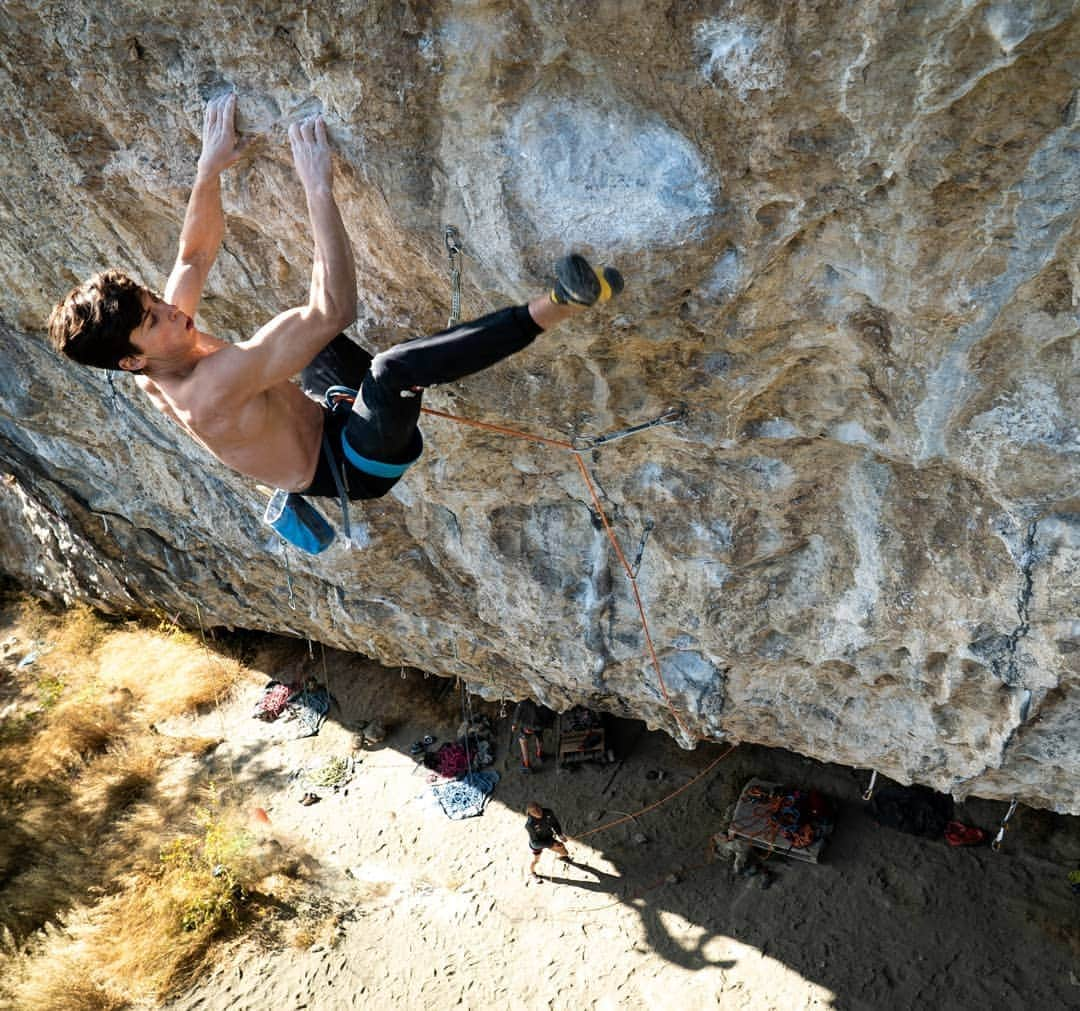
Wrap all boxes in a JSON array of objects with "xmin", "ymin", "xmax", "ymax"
[
  {"xmin": 164, "ymin": 92, "xmax": 246, "ymax": 321},
  {"xmin": 196, "ymin": 115, "xmax": 356, "ymax": 403}
]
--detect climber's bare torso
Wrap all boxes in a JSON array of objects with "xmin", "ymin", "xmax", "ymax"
[{"xmin": 130, "ymin": 295, "xmax": 326, "ymax": 491}]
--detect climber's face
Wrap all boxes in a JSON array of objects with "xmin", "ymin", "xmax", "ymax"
[{"xmin": 118, "ymin": 291, "xmax": 197, "ymax": 371}]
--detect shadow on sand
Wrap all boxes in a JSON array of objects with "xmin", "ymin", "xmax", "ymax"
[{"xmin": 208, "ymin": 635, "xmax": 1080, "ymax": 1007}]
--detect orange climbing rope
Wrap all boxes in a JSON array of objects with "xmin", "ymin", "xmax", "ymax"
[
  {"xmin": 571, "ymin": 452, "xmax": 691, "ymax": 739},
  {"xmin": 568, "ymin": 744, "xmax": 735, "ymax": 842},
  {"xmin": 419, "ymin": 404, "xmax": 694, "ymax": 741},
  {"xmin": 420, "ymin": 405, "xmax": 576, "ymax": 451}
]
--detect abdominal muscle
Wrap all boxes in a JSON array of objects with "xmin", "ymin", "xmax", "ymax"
[{"xmin": 184, "ymin": 383, "xmax": 325, "ymax": 492}]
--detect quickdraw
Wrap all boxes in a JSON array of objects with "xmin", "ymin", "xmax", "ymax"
[
  {"xmin": 445, "ymin": 225, "xmax": 463, "ymax": 328},
  {"xmin": 571, "ymin": 405, "xmax": 686, "ymax": 452},
  {"xmin": 862, "ymin": 769, "xmax": 879, "ymax": 802},
  {"xmin": 630, "ymin": 520, "xmax": 655, "ymax": 579},
  {"xmin": 992, "ymin": 798, "xmax": 1019, "ymax": 852}
]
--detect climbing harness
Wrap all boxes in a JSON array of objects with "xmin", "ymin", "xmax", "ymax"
[
  {"xmin": 265, "ymin": 385, "xmax": 423, "ymax": 556},
  {"xmin": 862, "ymin": 769, "xmax": 879, "ymax": 802},
  {"xmin": 571, "ymin": 405, "xmax": 686, "ymax": 452},
  {"xmin": 992, "ymin": 798, "xmax": 1019, "ymax": 852},
  {"xmin": 444, "ymin": 225, "xmax": 463, "ymax": 328}
]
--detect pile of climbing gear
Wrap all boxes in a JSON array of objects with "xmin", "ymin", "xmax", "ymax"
[
  {"xmin": 424, "ymin": 736, "xmax": 494, "ymax": 778},
  {"xmin": 868, "ymin": 783, "xmax": 954, "ymax": 838},
  {"xmin": 867, "ymin": 782, "xmax": 990, "ymax": 848},
  {"xmin": 430, "ymin": 742, "xmax": 472, "ymax": 778},
  {"xmin": 418, "ymin": 685, "xmax": 502, "ymax": 819},
  {"xmin": 728, "ymin": 778, "xmax": 835, "ymax": 863},
  {"xmin": 252, "ymin": 678, "xmax": 332, "ymax": 739}
]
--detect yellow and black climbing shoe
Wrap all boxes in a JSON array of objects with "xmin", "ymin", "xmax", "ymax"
[{"xmin": 550, "ymin": 254, "xmax": 624, "ymax": 306}]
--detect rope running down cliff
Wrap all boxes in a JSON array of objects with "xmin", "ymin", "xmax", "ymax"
[{"xmin": 419, "ymin": 404, "xmax": 694, "ymax": 742}]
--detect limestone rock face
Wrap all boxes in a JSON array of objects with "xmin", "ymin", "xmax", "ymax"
[{"xmin": 1, "ymin": 2, "xmax": 1077, "ymax": 809}]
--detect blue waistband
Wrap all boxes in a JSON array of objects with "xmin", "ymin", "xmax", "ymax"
[{"xmin": 340, "ymin": 429, "xmax": 421, "ymax": 479}]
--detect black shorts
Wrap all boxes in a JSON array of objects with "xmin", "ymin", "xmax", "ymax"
[
  {"xmin": 299, "ymin": 333, "xmax": 421, "ymax": 501},
  {"xmin": 299, "ymin": 307, "xmax": 540, "ymax": 501}
]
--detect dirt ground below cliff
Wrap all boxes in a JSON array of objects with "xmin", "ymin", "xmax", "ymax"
[{"xmin": 158, "ymin": 638, "xmax": 1079, "ymax": 1011}]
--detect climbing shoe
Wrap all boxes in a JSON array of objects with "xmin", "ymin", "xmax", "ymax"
[{"xmin": 550, "ymin": 254, "xmax": 624, "ymax": 306}]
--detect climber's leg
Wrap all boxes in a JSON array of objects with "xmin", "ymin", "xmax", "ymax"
[{"xmin": 344, "ymin": 254, "xmax": 623, "ymax": 462}]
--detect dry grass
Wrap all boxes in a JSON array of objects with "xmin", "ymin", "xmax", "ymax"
[
  {"xmin": 94, "ymin": 628, "xmax": 246, "ymax": 722},
  {"xmin": 0, "ymin": 596, "xmax": 290, "ymax": 1008},
  {"xmin": 70, "ymin": 738, "xmax": 165, "ymax": 831},
  {"xmin": 6, "ymin": 806, "xmax": 299, "ymax": 1008},
  {"xmin": 3, "ymin": 947, "xmax": 127, "ymax": 1011},
  {"xmin": 20, "ymin": 691, "xmax": 128, "ymax": 783}
]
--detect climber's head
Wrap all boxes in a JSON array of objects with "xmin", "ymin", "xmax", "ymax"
[{"xmin": 48, "ymin": 269, "xmax": 151, "ymax": 372}]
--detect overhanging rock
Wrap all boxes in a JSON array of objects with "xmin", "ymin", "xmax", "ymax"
[{"xmin": 0, "ymin": 2, "xmax": 1077, "ymax": 811}]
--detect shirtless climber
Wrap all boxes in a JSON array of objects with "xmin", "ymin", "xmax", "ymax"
[{"xmin": 48, "ymin": 93, "xmax": 623, "ymax": 526}]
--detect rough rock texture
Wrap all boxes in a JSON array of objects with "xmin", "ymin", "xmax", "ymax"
[{"xmin": 0, "ymin": 3, "xmax": 1077, "ymax": 809}]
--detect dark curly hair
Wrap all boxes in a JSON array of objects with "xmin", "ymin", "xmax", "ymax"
[{"xmin": 48, "ymin": 269, "xmax": 152, "ymax": 371}]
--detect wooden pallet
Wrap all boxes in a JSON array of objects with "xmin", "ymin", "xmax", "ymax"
[
  {"xmin": 557, "ymin": 727, "xmax": 609, "ymax": 765},
  {"xmin": 726, "ymin": 777, "xmax": 830, "ymax": 864}
]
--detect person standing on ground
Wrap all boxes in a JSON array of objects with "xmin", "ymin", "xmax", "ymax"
[
  {"xmin": 526, "ymin": 800, "xmax": 569, "ymax": 880},
  {"xmin": 512, "ymin": 697, "xmax": 545, "ymax": 772}
]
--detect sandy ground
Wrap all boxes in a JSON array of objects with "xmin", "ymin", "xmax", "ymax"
[{"xmin": 157, "ymin": 638, "xmax": 1079, "ymax": 1011}]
